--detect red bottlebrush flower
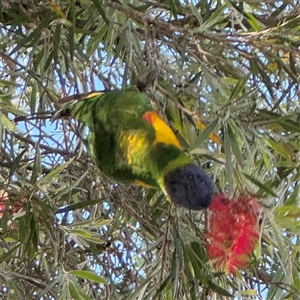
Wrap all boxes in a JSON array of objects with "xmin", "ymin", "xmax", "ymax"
[
  {"xmin": 0, "ymin": 190, "xmax": 26, "ymax": 230},
  {"xmin": 206, "ymin": 194, "xmax": 261, "ymax": 274},
  {"xmin": 0, "ymin": 190, "xmax": 8, "ymax": 218}
]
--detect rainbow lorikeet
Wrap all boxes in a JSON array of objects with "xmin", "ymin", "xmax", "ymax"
[{"xmin": 53, "ymin": 87, "xmax": 214, "ymax": 210}]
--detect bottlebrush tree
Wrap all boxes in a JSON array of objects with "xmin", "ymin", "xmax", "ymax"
[{"xmin": 0, "ymin": 1, "xmax": 299, "ymax": 299}]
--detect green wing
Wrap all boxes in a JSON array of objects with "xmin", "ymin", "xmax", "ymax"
[{"xmin": 57, "ymin": 88, "xmax": 156, "ymax": 183}]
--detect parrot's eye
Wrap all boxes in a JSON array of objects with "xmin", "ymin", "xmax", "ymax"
[
  {"xmin": 61, "ymin": 107, "xmax": 72, "ymax": 117},
  {"xmin": 65, "ymin": 108, "xmax": 71, "ymax": 114}
]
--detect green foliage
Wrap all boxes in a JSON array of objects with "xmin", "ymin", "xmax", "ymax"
[{"xmin": 0, "ymin": 0, "xmax": 299, "ymax": 299}]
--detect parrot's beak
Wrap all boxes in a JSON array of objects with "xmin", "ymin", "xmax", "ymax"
[{"xmin": 50, "ymin": 110, "xmax": 62, "ymax": 123}]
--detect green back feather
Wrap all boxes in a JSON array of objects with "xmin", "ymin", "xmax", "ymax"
[{"xmin": 58, "ymin": 87, "xmax": 186, "ymax": 185}]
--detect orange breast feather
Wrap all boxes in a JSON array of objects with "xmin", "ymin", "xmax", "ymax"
[{"xmin": 142, "ymin": 111, "xmax": 182, "ymax": 149}]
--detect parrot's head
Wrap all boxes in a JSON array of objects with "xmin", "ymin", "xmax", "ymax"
[{"xmin": 164, "ymin": 163, "xmax": 214, "ymax": 210}]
